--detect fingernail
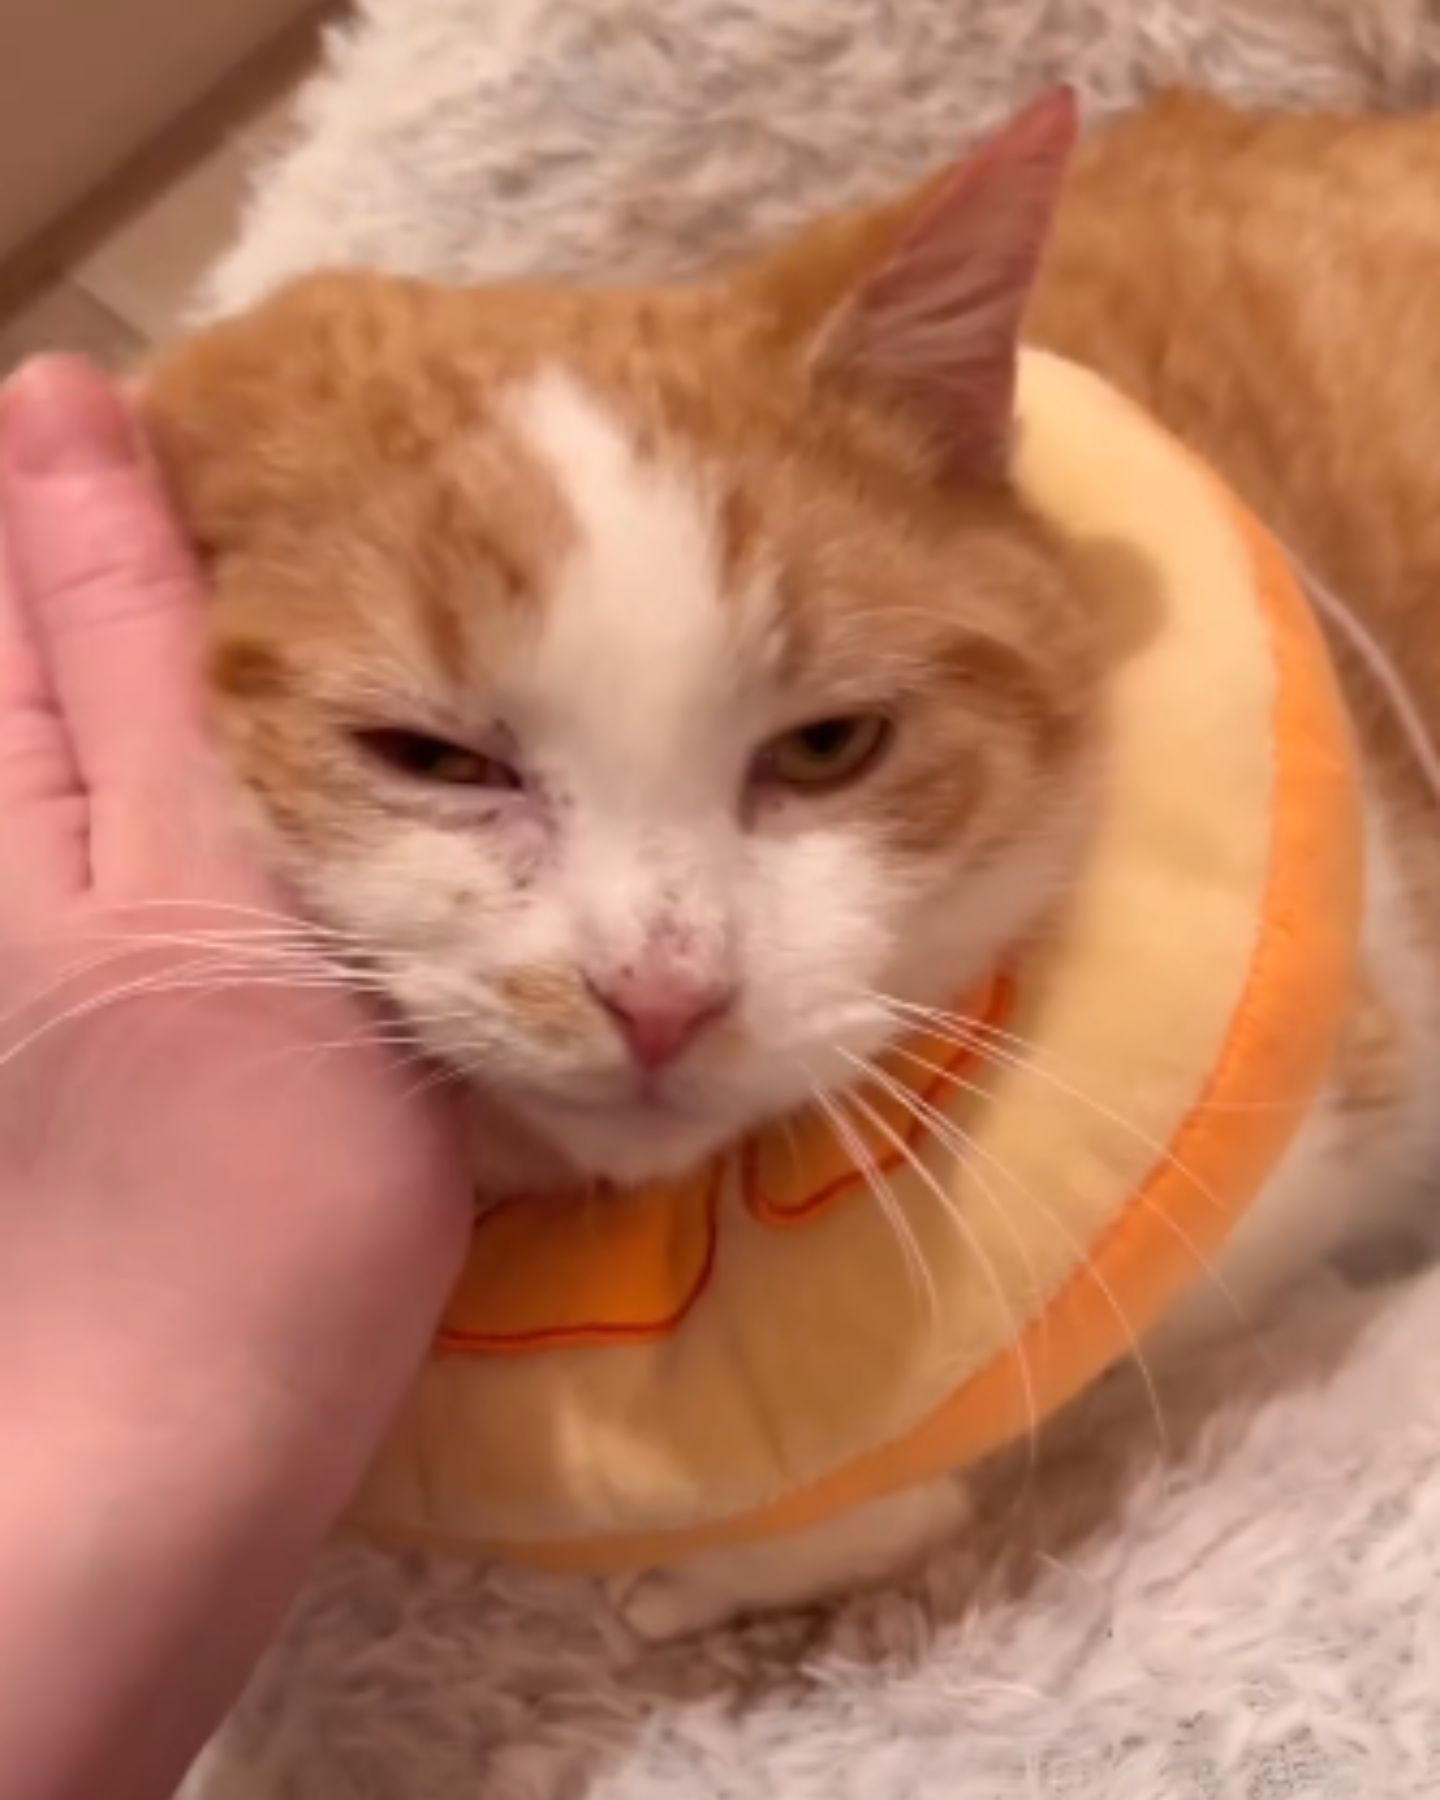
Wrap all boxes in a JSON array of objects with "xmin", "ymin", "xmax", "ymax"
[{"xmin": 0, "ymin": 355, "xmax": 140, "ymax": 476}]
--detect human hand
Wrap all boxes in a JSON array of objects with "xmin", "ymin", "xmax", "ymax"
[{"xmin": 0, "ymin": 356, "xmax": 473, "ymax": 1800}]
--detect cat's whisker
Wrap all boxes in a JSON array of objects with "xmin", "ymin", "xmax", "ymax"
[
  {"xmin": 868, "ymin": 990, "xmax": 1235, "ymax": 1223},
  {"xmin": 844, "ymin": 1049, "xmax": 1173, "ymax": 1460},
  {"xmin": 844, "ymin": 1065, "xmax": 1056, "ymax": 1515},
  {"xmin": 4, "ymin": 927, "xmax": 504, "ymax": 1070},
  {"xmin": 43, "ymin": 968, "xmax": 435, "ymax": 1109},
  {"xmin": 0, "ymin": 941, "xmax": 217, "ymax": 1038},
  {"xmin": 234, "ymin": 1020, "xmax": 435, "ymax": 1069},
  {"xmin": 398, "ymin": 1058, "xmax": 475, "ymax": 1111},
  {"xmin": 0, "ymin": 957, "xmax": 323, "ymax": 1077},
  {"xmin": 834, "ymin": 1087, "xmax": 946, "ymax": 1337},
  {"xmin": 78, "ymin": 897, "xmax": 368, "ymax": 939},
  {"xmin": 25, "ymin": 898, "xmax": 427, "ymax": 981},
  {"xmin": 0, "ymin": 941, "xmax": 475, "ymax": 1089},
  {"xmin": 837, "ymin": 1060, "xmax": 1044, "ymax": 1474},
  {"xmin": 248, "ymin": 1035, "xmax": 445, "ymax": 1103},
  {"xmin": 881, "ymin": 1036, "xmax": 1253, "ymax": 1337},
  {"xmin": 67, "ymin": 927, "xmax": 418, "ymax": 983},
  {"xmin": 839, "ymin": 1050, "xmax": 1050, "ymax": 1316},
  {"xmin": 870, "ymin": 989, "xmax": 1298, "ymax": 1114},
  {"xmin": 810, "ymin": 1084, "xmax": 939, "ymax": 1331},
  {"xmin": 0, "ymin": 934, "xmax": 393, "ymax": 1039},
  {"xmin": 814, "ymin": 1085, "xmax": 935, "ymax": 1323}
]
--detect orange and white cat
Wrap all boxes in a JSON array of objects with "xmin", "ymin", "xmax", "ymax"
[{"xmin": 141, "ymin": 89, "xmax": 1440, "ymax": 1637}]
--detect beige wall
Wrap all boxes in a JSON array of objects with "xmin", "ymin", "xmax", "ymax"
[{"xmin": 0, "ymin": 0, "xmax": 311, "ymax": 261}]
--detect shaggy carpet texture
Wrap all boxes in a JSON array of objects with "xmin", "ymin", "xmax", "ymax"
[
  {"xmin": 204, "ymin": 0, "xmax": 1440, "ymax": 311},
  {"xmin": 191, "ymin": 1270, "xmax": 1440, "ymax": 1799},
  {"xmin": 190, "ymin": 2, "xmax": 1440, "ymax": 1793}
]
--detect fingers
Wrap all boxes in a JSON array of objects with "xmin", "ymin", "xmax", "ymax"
[
  {"xmin": 0, "ymin": 357, "xmax": 211, "ymax": 886},
  {"xmin": 0, "ymin": 485, "xmax": 86, "ymax": 915}
]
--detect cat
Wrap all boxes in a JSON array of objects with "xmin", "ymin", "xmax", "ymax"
[{"xmin": 139, "ymin": 87, "xmax": 1440, "ymax": 1639}]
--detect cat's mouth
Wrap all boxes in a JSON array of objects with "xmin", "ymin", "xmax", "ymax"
[
  {"xmin": 507, "ymin": 1054, "xmax": 725, "ymax": 1126},
  {"xmin": 499, "ymin": 1065, "xmax": 769, "ymax": 1187}
]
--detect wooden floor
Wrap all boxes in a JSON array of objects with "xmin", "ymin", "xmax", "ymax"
[{"xmin": 0, "ymin": 27, "xmax": 319, "ymax": 377}]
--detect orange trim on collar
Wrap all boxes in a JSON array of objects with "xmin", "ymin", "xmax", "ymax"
[{"xmin": 437, "ymin": 974, "xmax": 1013, "ymax": 1354}]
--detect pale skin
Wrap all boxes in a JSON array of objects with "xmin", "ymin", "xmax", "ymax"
[{"xmin": 0, "ymin": 355, "xmax": 475, "ymax": 1800}]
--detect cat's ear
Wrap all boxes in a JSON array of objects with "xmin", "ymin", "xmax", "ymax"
[{"xmin": 811, "ymin": 88, "xmax": 1079, "ymax": 480}]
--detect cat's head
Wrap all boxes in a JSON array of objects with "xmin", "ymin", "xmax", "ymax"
[{"xmin": 142, "ymin": 91, "xmax": 1112, "ymax": 1186}]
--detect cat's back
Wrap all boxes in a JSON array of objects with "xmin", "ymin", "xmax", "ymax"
[
  {"xmin": 1032, "ymin": 92, "xmax": 1440, "ymax": 742},
  {"xmin": 1036, "ymin": 95, "xmax": 1440, "ymax": 1311}
]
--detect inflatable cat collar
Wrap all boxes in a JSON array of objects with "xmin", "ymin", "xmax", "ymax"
[{"xmin": 354, "ymin": 351, "xmax": 1362, "ymax": 1574}]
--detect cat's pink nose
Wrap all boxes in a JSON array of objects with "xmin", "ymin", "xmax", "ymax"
[{"xmin": 589, "ymin": 969, "xmax": 735, "ymax": 1071}]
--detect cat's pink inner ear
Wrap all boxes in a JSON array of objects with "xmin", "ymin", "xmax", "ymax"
[{"xmin": 814, "ymin": 87, "xmax": 1080, "ymax": 479}]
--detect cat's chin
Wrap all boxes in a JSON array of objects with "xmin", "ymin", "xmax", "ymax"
[
  {"xmin": 517, "ymin": 1096, "xmax": 745, "ymax": 1188},
  {"xmin": 464, "ymin": 1082, "xmax": 753, "ymax": 1195}
]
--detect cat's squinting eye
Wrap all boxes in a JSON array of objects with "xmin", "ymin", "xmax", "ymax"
[
  {"xmin": 355, "ymin": 727, "xmax": 523, "ymax": 791},
  {"xmin": 753, "ymin": 714, "xmax": 892, "ymax": 792}
]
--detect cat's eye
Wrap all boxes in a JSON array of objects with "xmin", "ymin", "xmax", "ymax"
[
  {"xmin": 355, "ymin": 728, "xmax": 522, "ymax": 791},
  {"xmin": 753, "ymin": 714, "xmax": 892, "ymax": 792}
]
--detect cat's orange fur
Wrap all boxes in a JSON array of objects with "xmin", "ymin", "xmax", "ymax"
[
  {"xmin": 746, "ymin": 87, "xmax": 1440, "ymax": 1111},
  {"xmin": 148, "ymin": 272, "xmax": 1097, "ymax": 864},
  {"xmin": 136, "ymin": 90, "xmax": 1440, "ymax": 1635}
]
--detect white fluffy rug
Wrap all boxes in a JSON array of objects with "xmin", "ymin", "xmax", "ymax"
[
  {"xmin": 194, "ymin": 1270, "xmax": 1440, "ymax": 1798},
  {"xmin": 205, "ymin": 0, "xmax": 1440, "ymax": 313},
  {"xmin": 190, "ymin": 3, "xmax": 1440, "ymax": 1793}
]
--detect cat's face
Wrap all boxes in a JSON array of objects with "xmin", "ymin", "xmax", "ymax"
[{"xmin": 144, "ymin": 93, "xmax": 1103, "ymax": 1185}]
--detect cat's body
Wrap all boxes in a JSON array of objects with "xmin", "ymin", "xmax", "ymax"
[
  {"xmin": 1036, "ymin": 94, "xmax": 1440, "ymax": 1345},
  {"xmin": 144, "ymin": 91, "xmax": 1440, "ymax": 1637}
]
